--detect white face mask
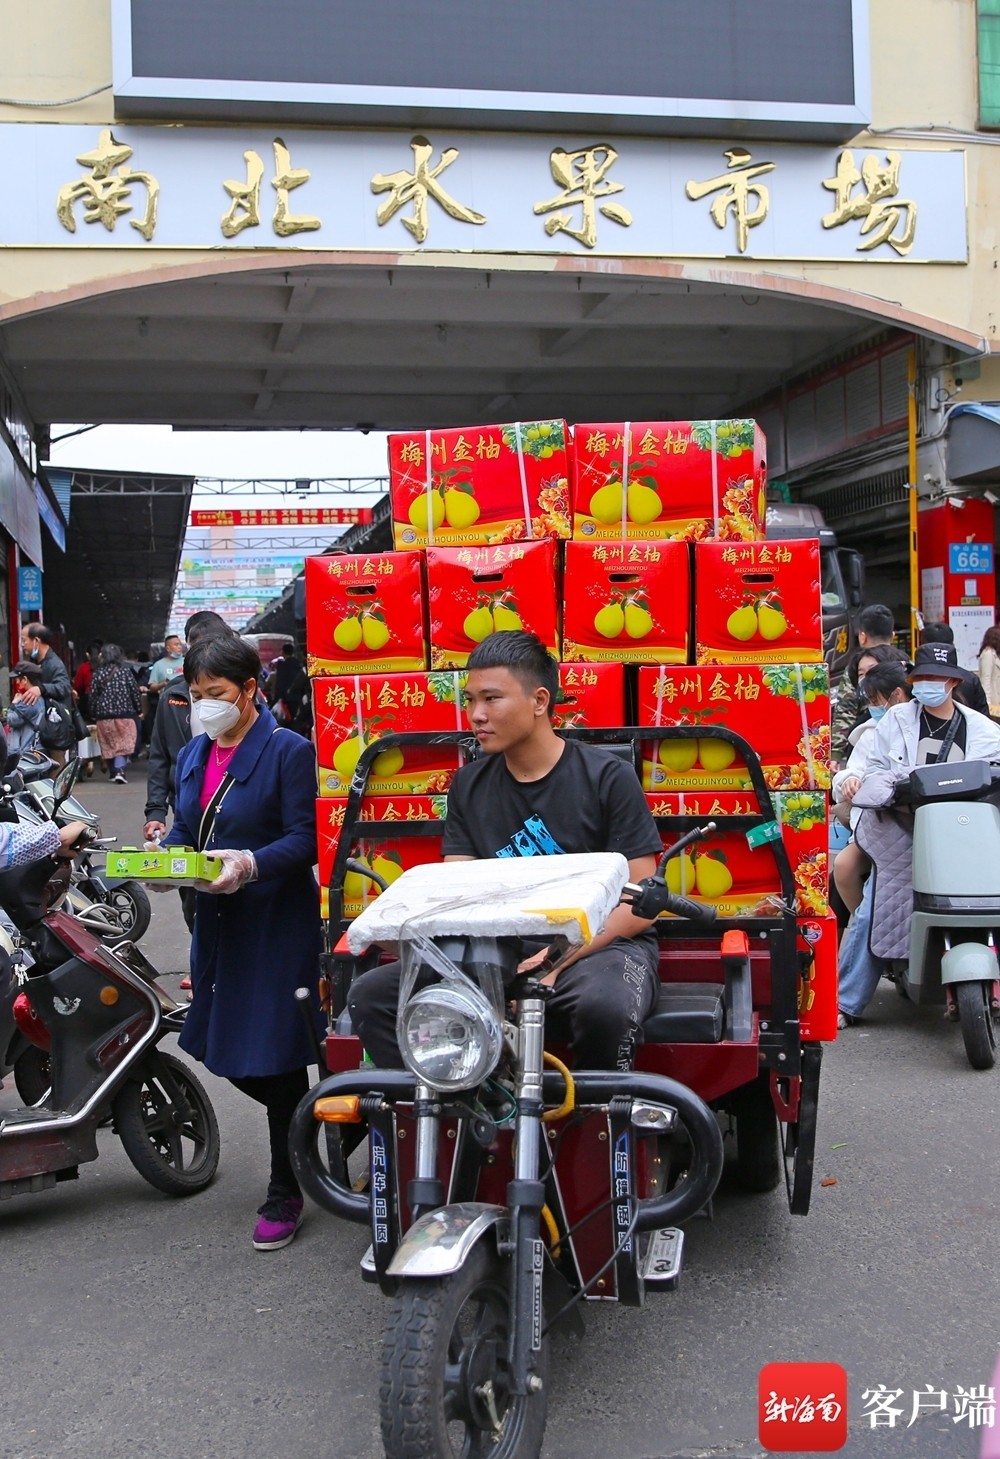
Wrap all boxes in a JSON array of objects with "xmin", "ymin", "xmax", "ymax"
[{"xmin": 191, "ymin": 692, "xmax": 245, "ymax": 740}]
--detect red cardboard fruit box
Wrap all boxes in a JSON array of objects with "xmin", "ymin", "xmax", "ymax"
[
  {"xmin": 646, "ymin": 790, "xmax": 829, "ymax": 917},
  {"xmin": 305, "ymin": 553, "xmax": 428, "ymax": 675},
  {"xmin": 553, "ymin": 662, "xmax": 625, "ymax": 729},
  {"xmin": 797, "ymin": 913, "xmax": 839, "ymax": 1042},
  {"xmin": 314, "ymin": 671, "xmax": 467, "ymax": 797},
  {"xmin": 694, "ymin": 539, "xmax": 823, "ymax": 665},
  {"xmin": 316, "ymin": 797, "xmax": 446, "ymax": 918},
  {"xmin": 572, "ymin": 419, "xmax": 766, "ymax": 542},
  {"xmin": 637, "ymin": 664, "xmax": 831, "ymax": 792},
  {"xmin": 426, "ymin": 541, "xmax": 560, "ymax": 669},
  {"xmin": 562, "ymin": 540, "xmax": 689, "ymax": 665},
  {"xmin": 389, "ymin": 421, "xmax": 571, "ymax": 549}
]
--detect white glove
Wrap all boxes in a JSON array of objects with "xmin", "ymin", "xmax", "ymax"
[{"xmin": 196, "ymin": 848, "xmax": 257, "ymax": 895}]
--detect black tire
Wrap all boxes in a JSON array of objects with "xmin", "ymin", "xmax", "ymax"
[
  {"xmin": 728, "ymin": 1076, "xmax": 782, "ymax": 1194},
  {"xmin": 956, "ymin": 981, "xmax": 997, "ymax": 1071},
  {"xmin": 380, "ymin": 1238, "xmax": 549, "ymax": 1459},
  {"xmin": 112, "ymin": 1050, "xmax": 220, "ymax": 1195},
  {"xmin": 98, "ymin": 880, "xmax": 152, "ymax": 942},
  {"xmin": 13, "ymin": 1044, "xmax": 51, "ymax": 1105}
]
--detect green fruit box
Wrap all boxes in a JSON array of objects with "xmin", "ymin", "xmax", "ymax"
[
  {"xmin": 571, "ymin": 420, "xmax": 766, "ymax": 542},
  {"xmin": 305, "ymin": 552, "xmax": 428, "ymax": 675},
  {"xmin": 316, "ymin": 797, "xmax": 445, "ymax": 919},
  {"xmin": 426, "ymin": 541, "xmax": 560, "ymax": 669},
  {"xmin": 694, "ymin": 539, "xmax": 823, "ymax": 665},
  {"xmin": 388, "ymin": 420, "xmax": 571, "ymax": 550},
  {"xmin": 104, "ymin": 847, "xmax": 221, "ymax": 883},
  {"xmin": 645, "ymin": 791, "xmax": 829, "ymax": 918},
  {"xmin": 314, "ymin": 671, "xmax": 468, "ymax": 798},
  {"xmin": 637, "ymin": 664, "xmax": 831, "ymax": 792},
  {"xmin": 562, "ymin": 539, "xmax": 690, "ymax": 665}
]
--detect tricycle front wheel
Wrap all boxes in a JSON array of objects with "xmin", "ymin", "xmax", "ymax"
[{"xmin": 380, "ymin": 1239, "xmax": 549, "ymax": 1459}]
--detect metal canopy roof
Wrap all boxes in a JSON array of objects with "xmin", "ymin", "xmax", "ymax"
[
  {"xmin": 2, "ymin": 263, "xmax": 882, "ymax": 431},
  {"xmin": 41, "ymin": 468, "xmax": 194, "ymax": 651}
]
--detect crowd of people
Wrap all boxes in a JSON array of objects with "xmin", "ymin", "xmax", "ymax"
[
  {"xmin": 5, "ymin": 601, "xmax": 1000, "ymax": 1251},
  {"xmin": 830, "ymin": 604, "xmax": 1000, "ymax": 1028}
]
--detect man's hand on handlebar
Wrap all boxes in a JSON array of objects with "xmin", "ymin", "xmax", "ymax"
[{"xmin": 57, "ymin": 820, "xmax": 91, "ymax": 856}]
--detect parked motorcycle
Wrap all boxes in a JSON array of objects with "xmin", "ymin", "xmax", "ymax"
[
  {"xmin": 0, "ymin": 759, "xmax": 219, "ymax": 1202},
  {"xmin": 888, "ymin": 759, "xmax": 1000, "ymax": 1069},
  {"xmin": 14, "ymin": 749, "xmax": 151, "ymax": 942}
]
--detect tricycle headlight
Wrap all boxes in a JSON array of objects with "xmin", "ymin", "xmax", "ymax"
[{"xmin": 398, "ymin": 985, "xmax": 502, "ymax": 1092}]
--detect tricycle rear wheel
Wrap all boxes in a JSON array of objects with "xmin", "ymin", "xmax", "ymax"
[
  {"xmin": 727, "ymin": 1075, "xmax": 782, "ymax": 1194},
  {"xmin": 379, "ymin": 1238, "xmax": 548, "ymax": 1459}
]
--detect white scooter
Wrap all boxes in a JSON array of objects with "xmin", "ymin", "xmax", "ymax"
[{"xmin": 893, "ymin": 760, "xmax": 1000, "ymax": 1069}]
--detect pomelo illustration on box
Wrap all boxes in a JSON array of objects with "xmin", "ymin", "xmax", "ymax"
[
  {"xmin": 389, "ymin": 421, "xmax": 571, "ymax": 549},
  {"xmin": 571, "ymin": 419, "xmax": 766, "ymax": 542},
  {"xmin": 305, "ymin": 553, "xmax": 428, "ymax": 675},
  {"xmin": 694, "ymin": 539, "xmax": 823, "ymax": 665},
  {"xmin": 426, "ymin": 541, "xmax": 559, "ymax": 668},
  {"xmin": 316, "ymin": 796, "xmax": 446, "ymax": 917},
  {"xmin": 552, "ymin": 663, "xmax": 625, "ymax": 730},
  {"xmin": 646, "ymin": 791, "xmax": 829, "ymax": 917},
  {"xmin": 637, "ymin": 664, "xmax": 831, "ymax": 792},
  {"xmin": 562, "ymin": 540, "xmax": 689, "ymax": 664},
  {"xmin": 314, "ymin": 671, "xmax": 468, "ymax": 797}
]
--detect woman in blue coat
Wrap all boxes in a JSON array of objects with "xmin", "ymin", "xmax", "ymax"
[{"xmin": 162, "ymin": 633, "xmax": 321, "ymax": 1251}]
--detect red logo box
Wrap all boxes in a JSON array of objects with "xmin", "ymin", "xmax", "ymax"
[{"xmin": 758, "ymin": 1362, "xmax": 847, "ymax": 1451}]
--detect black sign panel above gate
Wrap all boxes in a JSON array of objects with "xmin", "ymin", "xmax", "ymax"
[{"xmin": 113, "ymin": 0, "xmax": 870, "ymax": 140}]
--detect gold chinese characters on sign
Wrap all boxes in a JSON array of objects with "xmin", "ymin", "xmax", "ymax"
[
  {"xmin": 52, "ymin": 130, "xmax": 926, "ymax": 258},
  {"xmin": 685, "ymin": 148, "xmax": 774, "ymax": 255},
  {"xmin": 221, "ymin": 139, "xmax": 322, "ymax": 238},
  {"xmin": 821, "ymin": 149, "xmax": 917, "ymax": 256},
  {"xmin": 371, "ymin": 135, "xmax": 485, "ymax": 245},
  {"xmin": 56, "ymin": 130, "xmax": 159, "ymax": 241},
  {"xmin": 533, "ymin": 145, "xmax": 632, "ymax": 250}
]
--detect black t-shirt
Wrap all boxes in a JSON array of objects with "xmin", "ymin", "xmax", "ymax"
[
  {"xmin": 916, "ymin": 707, "xmax": 968, "ymax": 766},
  {"xmin": 443, "ymin": 740, "xmax": 663, "ymax": 864}
]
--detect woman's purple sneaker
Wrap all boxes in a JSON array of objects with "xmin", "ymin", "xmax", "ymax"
[{"xmin": 252, "ymin": 1195, "xmax": 304, "ymax": 1250}]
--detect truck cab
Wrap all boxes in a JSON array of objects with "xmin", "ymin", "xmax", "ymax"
[{"xmin": 766, "ymin": 500, "xmax": 864, "ymax": 682}]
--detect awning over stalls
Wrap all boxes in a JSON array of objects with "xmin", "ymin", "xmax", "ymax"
[
  {"xmin": 947, "ymin": 403, "xmax": 1000, "ymax": 487},
  {"xmin": 41, "ymin": 467, "xmax": 194, "ymax": 651}
]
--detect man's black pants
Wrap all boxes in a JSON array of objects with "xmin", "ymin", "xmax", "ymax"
[{"xmin": 348, "ymin": 936, "xmax": 660, "ymax": 1073}]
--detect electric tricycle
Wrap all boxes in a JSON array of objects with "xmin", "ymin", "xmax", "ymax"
[{"xmin": 289, "ymin": 726, "xmax": 833, "ymax": 1459}]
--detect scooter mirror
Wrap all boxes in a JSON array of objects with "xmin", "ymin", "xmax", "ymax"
[
  {"xmin": 1, "ymin": 772, "xmax": 24, "ymax": 796},
  {"xmin": 51, "ymin": 756, "xmax": 82, "ymax": 812}
]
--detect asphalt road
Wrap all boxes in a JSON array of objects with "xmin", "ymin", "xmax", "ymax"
[{"xmin": 2, "ymin": 765, "xmax": 999, "ymax": 1459}]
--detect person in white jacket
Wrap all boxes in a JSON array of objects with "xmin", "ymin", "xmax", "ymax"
[
  {"xmin": 831, "ymin": 662, "xmax": 911, "ymax": 913},
  {"xmin": 837, "ymin": 645, "xmax": 1000, "ymax": 1026},
  {"xmin": 977, "ymin": 624, "xmax": 1000, "ymax": 718}
]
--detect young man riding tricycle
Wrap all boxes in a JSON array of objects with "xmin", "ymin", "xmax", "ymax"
[{"xmin": 290, "ymin": 631, "xmax": 830, "ymax": 1459}]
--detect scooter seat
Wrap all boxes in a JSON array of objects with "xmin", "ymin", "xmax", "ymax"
[{"xmin": 642, "ymin": 982, "xmax": 725, "ymax": 1044}]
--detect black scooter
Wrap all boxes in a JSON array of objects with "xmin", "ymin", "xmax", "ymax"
[{"xmin": 0, "ymin": 761, "xmax": 219, "ymax": 1203}]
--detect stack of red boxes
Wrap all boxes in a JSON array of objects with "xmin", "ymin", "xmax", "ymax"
[
  {"xmin": 307, "ymin": 419, "xmax": 625, "ymax": 919},
  {"xmin": 304, "ymin": 416, "xmax": 834, "ymax": 1032}
]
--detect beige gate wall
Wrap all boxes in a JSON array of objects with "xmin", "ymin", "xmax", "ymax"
[{"xmin": 0, "ymin": 0, "xmax": 997, "ymax": 381}]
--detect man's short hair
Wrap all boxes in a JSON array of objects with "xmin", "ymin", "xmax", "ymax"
[
  {"xmin": 466, "ymin": 630, "xmax": 559, "ymax": 715},
  {"xmin": 184, "ymin": 609, "xmax": 230, "ymax": 643},
  {"xmin": 858, "ymin": 604, "xmax": 894, "ymax": 641},
  {"xmin": 920, "ymin": 621, "xmax": 955, "ymax": 645},
  {"xmin": 24, "ymin": 623, "xmax": 54, "ymax": 646}
]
